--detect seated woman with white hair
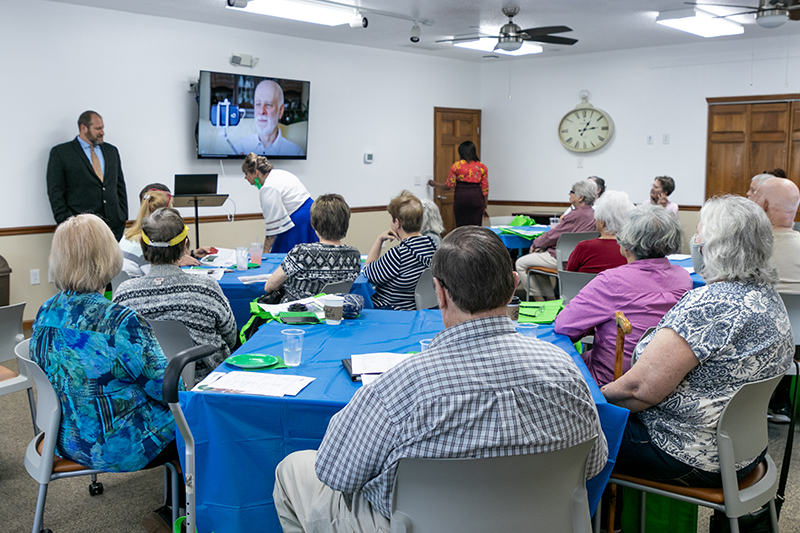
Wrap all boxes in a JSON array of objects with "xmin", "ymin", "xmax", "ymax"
[
  {"xmin": 566, "ymin": 190, "xmax": 634, "ymax": 273},
  {"xmin": 603, "ymin": 195, "xmax": 792, "ymax": 487},
  {"xmin": 555, "ymin": 204, "xmax": 692, "ymax": 387},
  {"xmin": 420, "ymin": 198, "xmax": 445, "ymax": 247},
  {"xmin": 515, "ymin": 179, "xmax": 598, "ymax": 300}
]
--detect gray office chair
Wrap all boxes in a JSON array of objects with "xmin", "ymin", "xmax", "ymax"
[
  {"xmin": 17, "ymin": 339, "xmax": 181, "ymax": 533},
  {"xmin": 149, "ymin": 319, "xmax": 198, "ymax": 389},
  {"xmin": 525, "ymin": 232, "xmax": 599, "ymax": 301},
  {"xmin": 559, "ymin": 270, "xmax": 598, "ymax": 305},
  {"xmin": 320, "ymin": 279, "xmax": 355, "ymax": 294},
  {"xmin": 779, "ymin": 292, "xmax": 800, "ymax": 357},
  {"xmin": 390, "ymin": 436, "xmax": 597, "ymax": 533},
  {"xmin": 110, "ymin": 270, "xmax": 130, "ymax": 293},
  {"xmin": 489, "ymin": 215, "xmax": 516, "ymax": 226},
  {"xmin": 414, "ymin": 268, "xmax": 438, "ymax": 311},
  {"xmin": 609, "ymin": 374, "xmax": 783, "ymax": 533},
  {"xmin": 0, "ymin": 302, "xmax": 36, "ymax": 434}
]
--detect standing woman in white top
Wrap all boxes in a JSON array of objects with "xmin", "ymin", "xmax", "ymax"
[{"xmin": 242, "ymin": 153, "xmax": 318, "ymax": 253}]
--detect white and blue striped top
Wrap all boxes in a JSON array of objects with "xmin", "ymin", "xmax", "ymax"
[{"xmin": 363, "ymin": 235, "xmax": 437, "ymax": 310}]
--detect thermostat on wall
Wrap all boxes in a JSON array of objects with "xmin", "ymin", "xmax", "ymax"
[{"xmin": 364, "ymin": 153, "xmax": 374, "ymax": 164}]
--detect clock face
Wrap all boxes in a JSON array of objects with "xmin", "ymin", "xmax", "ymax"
[{"xmin": 558, "ymin": 107, "xmax": 614, "ymax": 153}]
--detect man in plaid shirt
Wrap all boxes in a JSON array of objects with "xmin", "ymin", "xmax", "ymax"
[{"xmin": 274, "ymin": 226, "xmax": 608, "ymax": 532}]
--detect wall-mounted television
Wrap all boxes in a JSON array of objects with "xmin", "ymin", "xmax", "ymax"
[{"xmin": 197, "ymin": 70, "xmax": 310, "ymax": 160}]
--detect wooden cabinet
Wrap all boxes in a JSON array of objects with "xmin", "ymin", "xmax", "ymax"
[{"xmin": 706, "ymin": 96, "xmax": 800, "ymax": 211}]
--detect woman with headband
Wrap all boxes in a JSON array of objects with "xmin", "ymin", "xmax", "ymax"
[
  {"xmin": 119, "ymin": 183, "xmax": 213, "ymax": 277},
  {"xmin": 114, "ymin": 207, "xmax": 237, "ymax": 382}
]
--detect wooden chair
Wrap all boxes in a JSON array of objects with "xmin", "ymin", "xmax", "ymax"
[{"xmin": 525, "ymin": 231, "xmax": 598, "ymax": 301}]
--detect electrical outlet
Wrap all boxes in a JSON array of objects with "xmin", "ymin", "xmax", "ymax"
[
  {"xmin": 414, "ymin": 175, "xmax": 421, "ymax": 186},
  {"xmin": 662, "ymin": 134, "xmax": 670, "ymax": 145},
  {"xmin": 577, "ymin": 157, "xmax": 584, "ymax": 169},
  {"xmin": 48, "ymin": 269, "xmax": 54, "ymax": 283},
  {"xmin": 30, "ymin": 269, "xmax": 40, "ymax": 285}
]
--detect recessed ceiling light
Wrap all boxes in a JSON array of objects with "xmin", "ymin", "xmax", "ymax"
[
  {"xmin": 656, "ymin": 8, "xmax": 744, "ymax": 38},
  {"xmin": 228, "ymin": 0, "xmax": 356, "ymax": 26},
  {"xmin": 454, "ymin": 38, "xmax": 543, "ymax": 56}
]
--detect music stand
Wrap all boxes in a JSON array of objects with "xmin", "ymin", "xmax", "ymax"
[{"xmin": 172, "ymin": 174, "xmax": 228, "ymax": 248}]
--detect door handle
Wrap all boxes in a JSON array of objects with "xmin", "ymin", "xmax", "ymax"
[{"xmin": 437, "ymin": 195, "xmax": 447, "ymax": 200}]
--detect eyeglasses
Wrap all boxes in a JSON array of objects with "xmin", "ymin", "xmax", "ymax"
[{"xmin": 569, "ymin": 190, "xmax": 575, "ymax": 194}]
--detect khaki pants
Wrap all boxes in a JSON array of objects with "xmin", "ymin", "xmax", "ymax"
[
  {"xmin": 515, "ymin": 252, "xmax": 557, "ymax": 299},
  {"xmin": 273, "ymin": 450, "xmax": 391, "ymax": 533}
]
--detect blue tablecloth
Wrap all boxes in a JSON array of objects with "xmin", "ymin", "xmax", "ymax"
[
  {"xmin": 177, "ymin": 310, "xmax": 627, "ymax": 533},
  {"xmin": 214, "ymin": 254, "xmax": 374, "ymax": 327},
  {"xmin": 668, "ymin": 257, "xmax": 705, "ymax": 289},
  {"xmin": 490, "ymin": 225, "xmax": 550, "ymax": 253}
]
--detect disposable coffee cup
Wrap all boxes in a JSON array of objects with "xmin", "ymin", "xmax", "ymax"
[
  {"xmin": 249, "ymin": 242, "xmax": 263, "ymax": 267},
  {"xmin": 324, "ymin": 296, "xmax": 345, "ymax": 325},
  {"xmin": 507, "ymin": 295, "xmax": 520, "ymax": 326},
  {"xmin": 235, "ymin": 247, "xmax": 249, "ymax": 271}
]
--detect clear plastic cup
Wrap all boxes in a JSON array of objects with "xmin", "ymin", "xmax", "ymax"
[
  {"xmin": 517, "ymin": 323, "xmax": 539, "ymax": 338},
  {"xmin": 419, "ymin": 339, "xmax": 433, "ymax": 351},
  {"xmin": 249, "ymin": 242, "xmax": 263, "ymax": 266},
  {"xmin": 549, "ymin": 216, "xmax": 560, "ymax": 228},
  {"xmin": 235, "ymin": 247, "xmax": 249, "ymax": 271},
  {"xmin": 281, "ymin": 329, "xmax": 305, "ymax": 366}
]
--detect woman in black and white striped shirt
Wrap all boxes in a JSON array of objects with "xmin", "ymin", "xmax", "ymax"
[{"xmin": 364, "ymin": 191, "xmax": 437, "ymax": 310}]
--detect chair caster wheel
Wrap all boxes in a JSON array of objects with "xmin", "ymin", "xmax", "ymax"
[
  {"xmin": 89, "ymin": 481, "xmax": 104, "ymax": 496},
  {"xmin": 41, "ymin": 529, "xmax": 53, "ymax": 533}
]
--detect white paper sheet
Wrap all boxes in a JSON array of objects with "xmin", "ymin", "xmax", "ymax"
[
  {"xmin": 185, "ymin": 267, "xmax": 226, "ymax": 280},
  {"xmin": 351, "ymin": 352, "xmax": 414, "ymax": 375},
  {"xmin": 193, "ymin": 371, "xmax": 315, "ymax": 397},
  {"xmin": 199, "ymin": 247, "xmax": 236, "ymax": 268},
  {"xmin": 360, "ymin": 374, "xmax": 381, "ymax": 385},
  {"xmin": 258, "ymin": 295, "xmax": 325, "ymax": 319},
  {"xmin": 667, "ymin": 254, "xmax": 691, "ymax": 261},
  {"xmin": 238, "ymin": 274, "xmax": 272, "ymax": 285}
]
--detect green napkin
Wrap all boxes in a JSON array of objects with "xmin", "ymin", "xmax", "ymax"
[
  {"xmin": 510, "ymin": 215, "xmax": 534, "ymax": 226},
  {"xmin": 519, "ymin": 300, "xmax": 564, "ymax": 324}
]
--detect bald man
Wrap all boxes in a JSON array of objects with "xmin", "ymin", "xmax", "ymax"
[
  {"xmin": 752, "ymin": 177, "xmax": 800, "ymax": 424},
  {"xmin": 752, "ymin": 177, "xmax": 800, "ymax": 293},
  {"xmin": 746, "ymin": 173, "xmax": 774, "ymax": 200},
  {"xmin": 233, "ymin": 80, "xmax": 304, "ymax": 157}
]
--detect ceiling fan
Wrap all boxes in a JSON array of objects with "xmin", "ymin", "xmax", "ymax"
[
  {"xmin": 437, "ymin": 7, "xmax": 578, "ymax": 52},
  {"xmin": 686, "ymin": 0, "xmax": 800, "ymax": 28}
]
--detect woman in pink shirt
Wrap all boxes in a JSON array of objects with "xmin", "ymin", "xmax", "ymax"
[{"xmin": 555, "ymin": 204, "xmax": 692, "ymax": 386}]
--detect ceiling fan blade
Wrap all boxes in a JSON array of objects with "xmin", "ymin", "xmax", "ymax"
[
  {"xmin": 524, "ymin": 34, "xmax": 578, "ymax": 45},
  {"xmin": 715, "ymin": 8, "xmax": 760, "ymax": 15},
  {"xmin": 518, "ymin": 25, "xmax": 573, "ymax": 36},
  {"xmin": 435, "ymin": 35, "xmax": 495, "ymax": 44}
]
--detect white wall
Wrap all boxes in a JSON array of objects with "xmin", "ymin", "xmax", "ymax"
[
  {"xmin": 0, "ymin": 0, "xmax": 479, "ymax": 230},
  {"xmin": 481, "ymin": 35, "xmax": 800, "ymax": 207}
]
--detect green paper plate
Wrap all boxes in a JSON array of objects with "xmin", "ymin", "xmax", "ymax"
[{"xmin": 225, "ymin": 353, "xmax": 279, "ymax": 369}]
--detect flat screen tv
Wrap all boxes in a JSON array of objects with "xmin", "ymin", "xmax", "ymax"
[{"xmin": 197, "ymin": 70, "xmax": 310, "ymax": 160}]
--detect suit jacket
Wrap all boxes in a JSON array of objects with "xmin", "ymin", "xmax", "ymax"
[{"xmin": 46, "ymin": 138, "xmax": 129, "ymax": 240}]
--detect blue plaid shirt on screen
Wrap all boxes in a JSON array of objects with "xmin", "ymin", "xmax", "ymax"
[{"xmin": 315, "ymin": 315, "xmax": 608, "ymax": 518}]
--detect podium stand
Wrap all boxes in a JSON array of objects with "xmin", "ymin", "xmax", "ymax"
[{"xmin": 172, "ymin": 194, "xmax": 228, "ymax": 248}]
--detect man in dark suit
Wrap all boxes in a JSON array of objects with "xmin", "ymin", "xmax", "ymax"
[{"xmin": 47, "ymin": 111, "xmax": 129, "ymax": 240}]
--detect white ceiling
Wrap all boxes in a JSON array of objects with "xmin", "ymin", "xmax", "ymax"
[{"xmin": 47, "ymin": 0, "xmax": 800, "ymax": 61}]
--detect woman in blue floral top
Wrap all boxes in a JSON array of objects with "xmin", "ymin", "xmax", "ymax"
[
  {"xmin": 31, "ymin": 214, "xmax": 177, "ymax": 474},
  {"xmin": 603, "ymin": 195, "xmax": 792, "ymax": 487}
]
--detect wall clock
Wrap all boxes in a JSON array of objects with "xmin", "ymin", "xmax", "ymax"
[{"xmin": 558, "ymin": 91, "xmax": 614, "ymax": 153}]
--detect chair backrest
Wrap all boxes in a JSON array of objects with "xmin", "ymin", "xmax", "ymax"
[
  {"xmin": 717, "ymin": 374, "xmax": 783, "ymax": 516},
  {"xmin": 320, "ymin": 279, "xmax": 354, "ymax": 294},
  {"xmin": 793, "ymin": 221, "xmax": 800, "ymax": 232},
  {"xmin": 558, "ymin": 271, "xmax": 597, "ymax": 305},
  {"xmin": 414, "ymin": 269, "xmax": 438, "ymax": 311},
  {"xmin": 779, "ymin": 292, "xmax": 800, "ymax": 350},
  {"xmin": 390, "ymin": 437, "xmax": 596, "ymax": 533},
  {"xmin": 17, "ymin": 339, "xmax": 62, "ymax": 484},
  {"xmin": 0, "ymin": 302, "xmax": 26, "ymax": 364},
  {"xmin": 149, "ymin": 320, "xmax": 197, "ymax": 388},
  {"xmin": 555, "ymin": 232, "xmax": 600, "ymax": 270},
  {"xmin": 110, "ymin": 270, "xmax": 130, "ymax": 292},
  {"xmin": 630, "ymin": 326, "xmax": 656, "ymax": 367}
]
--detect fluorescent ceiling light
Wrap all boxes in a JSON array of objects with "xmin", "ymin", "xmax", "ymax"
[
  {"xmin": 656, "ymin": 8, "xmax": 744, "ymax": 38},
  {"xmin": 454, "ymin": 38, "xmax": 543, "ymax": 56},
  {"xmin": 229, "ymin": 0, "xmax": 356, "ymax": 26}
]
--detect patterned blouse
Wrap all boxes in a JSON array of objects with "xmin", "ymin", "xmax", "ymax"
[
  {"xmin": 31, "ymin": 291, "xmax": 177, "ymax": 472},
  {"xmin": 446, "ymin": 160, "xmax": 489, "ymax": 196},
  {"xmin": 281, "ymin": 242, "xmax": 362, "ymax": 302},
  {"xmin": 636, "ymin": 281, "xmax": 793, "ymax": 472}
]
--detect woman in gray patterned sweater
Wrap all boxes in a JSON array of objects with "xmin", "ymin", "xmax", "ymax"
[
  {"xmin": 264, "ymin": 194, "xmax": 361, "ymax": 302},
  {"xmin": 113, "ymin": 207, "xmax": 237, "ymax": 381}
]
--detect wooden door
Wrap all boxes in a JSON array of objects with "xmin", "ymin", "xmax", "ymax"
[
  {"xmin": 749, "ymin": 102, "xmax": 789, "ymax": 178},
  {"xmin": 433, "ymin": 107, "xmax": 481, "ymax": 234},
  {"xmin": 706, "ymin": 104, "xmax": 748, "ymax": 198}
]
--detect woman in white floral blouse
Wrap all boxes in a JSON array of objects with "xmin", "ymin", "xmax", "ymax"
[{"xmin": 603, "ymin": 194, "xmax": 793, "ymax": 487}]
